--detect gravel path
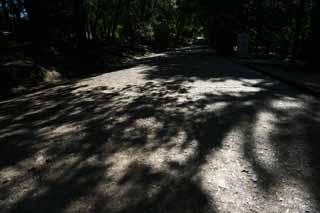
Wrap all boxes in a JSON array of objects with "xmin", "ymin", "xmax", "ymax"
[{"xmin": 1, "ymin": 49, "xmax": 320, "ymax": 213}]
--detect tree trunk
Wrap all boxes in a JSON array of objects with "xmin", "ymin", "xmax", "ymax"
[
  {"xmin": 74, "ymin": 0, "xmax": 86, "ymax": 42},
  {"xmin": 292, "ymin": 0, "xmax": 305, "ymax": 61},
  {"xmin": 15, "ymin": 0, "xmax": 23, "ymax": 22},
  {"xmin": 111, "ymin": 0, "xmax": 123, "ymax": 40},
  {"xmin": 1, "ymin": 0, "xmax": 10, "ymax": 28},
  {"xmin": 307, "ymin": 0, "xmax": 320, "ymax": 69}
]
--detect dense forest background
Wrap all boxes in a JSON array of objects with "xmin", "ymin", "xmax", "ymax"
[{"xmin": 0, "ymin": 0, "xmax": 319, "ymax": 93}]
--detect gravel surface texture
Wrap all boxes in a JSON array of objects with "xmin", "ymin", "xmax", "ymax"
[{"xmin": 1, "ymin": 49, "xmax": 320, "ymax": 213}]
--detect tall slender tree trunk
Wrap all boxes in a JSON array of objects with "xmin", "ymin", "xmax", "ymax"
[
  {"xmin": 308, "ymin": 0, "xmax": 320, "ymax": 69},
  {"xmin": 24, "ymin": 0, "xmax": 44, "ymax": 62},
  {"xmin": 15, "ymin": 0, "xmax": 23, "ymax": 22},
  {"xmin": 74, "ymin": 0, "xmax": 86, "ymax": 42},
  {"xmin": 111, "ymin": 0, "xmax": 123, "ymax": 40},
  {"xmin": 1, "ymin": 0, "xmax": 10, "ymax": 28},
  {"xmin": 292, "ymin": 0, "xmax": 305, "ymax": 61},
  {"xmin": 102, "ymin": 17, "xmax": 107, "ymax": 39},
  {"xmin": 92, "ymin": 15, "xmax": 98, "ymax": 39}
]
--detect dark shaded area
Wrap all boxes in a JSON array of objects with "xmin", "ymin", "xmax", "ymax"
[{"xmin": 0, "ymin": 50, "xmax": 319, "ymax": 212}]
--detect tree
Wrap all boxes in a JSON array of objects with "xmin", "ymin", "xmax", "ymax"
[
  {"xmin": 292, "ymin": 0, "xmax": 306, "ymax": 61},
  {"xmin": 307, "ymin": 0, "xmax": 320, "ymax": 69},
  {"xmin": 1, "ymin": 0, "xmax": 10, "ymax": 28},
  {"xmin": 74, "ymin": 0, "xmax": 86, "ymax": 41}
]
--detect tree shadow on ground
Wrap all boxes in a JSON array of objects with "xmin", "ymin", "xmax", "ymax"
[{"xmin": 0, "ymin": 49, "xmax": 319, "ymax": 212}]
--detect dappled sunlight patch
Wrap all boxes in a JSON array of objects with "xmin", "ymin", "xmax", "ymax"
[
  {"xmin": 106, "ymin": 150, "xmax": 140, "ymax": 180},
  {"xmin": 200, "ymin": 117, "xmax": 318, "ymax": 212},
  {"xmin": 0, "ymin": 114, "xmax": 9, "ymax": 120},
  {"xmin": 241, "ymin": 100, "xmax": 255, "ymax": 106},
  {"xmin": 67, "ymin": 108, "xmax": 86, "ymax": 116},
  {"xmin": 105, "ymin": 118, "xmax": 198, "ymax": 176},
  {"xmin": 109, "ymin": 163, "xmax": 166, "ymax": 211},
  {"xmin": 186, "ymin": 79, "xmax": 263, "ymax": 98},
  {"xmin": 204, "ymin": 102, "xmax": 229, "ymax": 112},
  {"xmin": 252, "ymin": 111, "xmax": 279, "ymax": 169},
  {"xmin": 113, "ymin": 115, "xmax": 130, "ymax": 124},
  {"xmin": 134, "ymin": 117, "xmax": 163, "ymax": 142},
  {"xmin": 147, "ymin": 134, "xmax": 198, "ymax": 171},
  {"xmin": 50, "ymin": 123, "xmax": 83, "ymax": 136},
  {"xmin": 75, "ymin": 65, "xmax": 158, "ymax": 90},
  {"xmin": 265, "ymin": 179, "xmax": 319, "ymax": 213},
  {"xmin": 0, "ymin": 167, "xmax": 28, "ymax": 187},
  {"xmin": 270, "ymin": 98, "xmax": 306, "ymax": 109},
  {"xmin": 134, "ymin": 52, "xmax": 168, "ymax": 60},
  {"xmin": 240, "ymin": 78, "xmax": 265, "ymax": 85},
  {"xmin": 44, "ymin": 155, "xmax": 84, "ymax": 181},
  {"xmin": 200, "ymin": 128, "xmax": 265, "ymax": 212},
  {"xmin": 239, "ymin": 104, "xmax": 320, "ymax": 211},
  {"xmin": 63, "ymin": 198, "xmax": 94, "ymax": 213},
  {"xmin": 0, "ymin": 128, "xmax": 29, "ymax": 139},
  {"xmin": 175, "ymin": 95, "xmax": 191, "ymax": 104},
  {"xmin": 15, "ymin": 107, "xmax": 47, "ymax": 120},
  {"xmin": 34, "ymin": 124, "xmax": 85, "ymax": 146},
  {"xmin": 32, "ymin": 114, "xmax": 64, "ymax": 127},
  {"xmin": 9, "ymin": 180, "xmax": 37, "ymax": 201}
]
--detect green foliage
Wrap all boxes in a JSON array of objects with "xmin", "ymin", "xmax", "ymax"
[{"xmin": 0, "ymin": 0, "xmax": 318, "ymax": 60}]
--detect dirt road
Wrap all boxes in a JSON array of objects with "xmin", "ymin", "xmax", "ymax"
[{"xmin": 1, "ymin": 48, "xmax": 320, "ymax": 213}]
